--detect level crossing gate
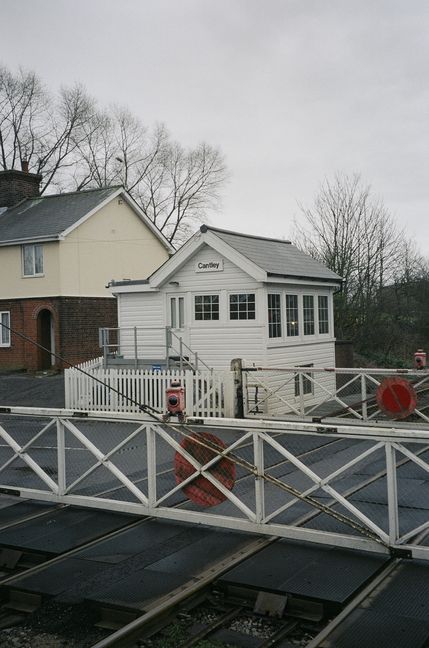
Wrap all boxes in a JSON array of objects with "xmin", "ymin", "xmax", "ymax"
[
  {"xmin": 242, "ymin": 366, "xmax": 429, "ymax": 424},
  {"xmin": 1, "ymin": 406, "xmax": 429, "ymax": 560}
]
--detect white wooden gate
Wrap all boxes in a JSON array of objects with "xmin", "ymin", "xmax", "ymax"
[
  {"xmin": 64, "ymin": 367, "xmax": 230, "ymax": 417},
  {"xmin": 1, "ymin": 408, "xmax": 429, "ymax": 560}
]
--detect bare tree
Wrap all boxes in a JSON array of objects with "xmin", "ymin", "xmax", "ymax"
[
  {"xmin": 293, "ymin": 173, "xmax": 409, "ymax": 350},
  {"xmin": 137, "ymin": 141, "xmax": 228, "ymax": 244},
  {"xmin": 0, "ymin": 64, "xmax": 228, "ymax": 245},
  {"xmin": 0, "ymin": 66, "xmax": 94, "ymax": 193},
  {"xmin": 73, "ymin": 107, "xmax": 228, "ymax": 244}
]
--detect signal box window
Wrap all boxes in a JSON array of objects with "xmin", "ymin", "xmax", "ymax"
[
  {"xmin": 295, "ymin": 364, "xmax": 314, "ymax": 396},
  {"xmin": 230, "ymin": 293, "xmax": 256, "ymax": 320},
  {"xmin": 318, "ymin": 296, "xmax": 329, "ymax": 334},
  {"xmin": 268, "ymin": 294, "xmax": 281, "ymax": 338},
  {"xmin": 286, "ymin": 294, "xmax": 299, "ymax": 336},
  {"xmin": 195, "ymin": 295, "xmax": 219, "ymax": 320},
  {"xmin": 303, "ymin": 295, "xmax": 315, "ymax": 335}
]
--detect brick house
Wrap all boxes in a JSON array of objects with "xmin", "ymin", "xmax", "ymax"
[{"xmin": 0, "ymin": 167, "xmax": 173, "ymax": 371}]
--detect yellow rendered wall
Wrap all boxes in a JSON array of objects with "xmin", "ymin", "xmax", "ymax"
[
  {"xmin": 0, "ymin": 198, "xmax": 169, "ymax": 298},
  {"xmin": 0, "ymin": 241, "xmax": 60, "ymax": 299},
  {"xmin": 58, "ymin": 198, "xmax": 169, "ymax": 296}
]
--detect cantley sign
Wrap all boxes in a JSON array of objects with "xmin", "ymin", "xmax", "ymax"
[{"xmin": 195, "ymin": 259, "xmax": 224, "ymax": 273}]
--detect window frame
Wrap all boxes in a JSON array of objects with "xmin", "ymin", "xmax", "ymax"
[
  {"xmin": 267, "ymin": 293, "xmax": 282, "ymax": 338},
  {"xmin": 285, "ymin": 294, "xmax": 299, "ymax": 337},
  {"xmin": 303, "ymin": 294, "xmax": 315, "ymax": 336},
  {"xmin": 0, "ymin": 311, "xmax": 11, "ymax": 347},
  {"xmin": 229, "ymin": 292, "xmax": 256, "ymax": 321},
  {"xmin": 318, "ymin": 295, "xmax": 329, "ymax": 335},
  {"xmin": 22, "ymin": 243, "xmax": 44, "ymax": 277},
  {"xmin": 194, "ymin": 294, "xmax": 220, "ymax": 321},
  {"xmin": 294, "ymin": 363, "xmax": 314, "ymax": 397}
]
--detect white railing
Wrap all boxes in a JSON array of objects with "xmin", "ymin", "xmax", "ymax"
[
  {"xmin": 64, "ymin": 367, "xmax": 230, "ymax": 417},
  {"xmin": 243, "ymin": 366, "xmax": 429, "ymax": 425},
  {"xmin": 1, "ymin": 408, "xmax": 429, "ymax": 559},
  {"xmin": 98, "ymin": 326, "xmax": 212, "ymax": 371}
]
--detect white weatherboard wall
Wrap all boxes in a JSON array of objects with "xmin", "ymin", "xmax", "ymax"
[
  {"xmin": 171, "ymin": 245, "xmax": 266, "ymax": 368},
  {"xmin": 118, "ymin": 292, "xmax": 166, "ymax": 358},
  {"xmin": 115, "ymin": 243, "xmax": 337, "ymax": 372},
  {"xmin": 118, "ymin": 244, "xmax": 267, "ymax": 369}
]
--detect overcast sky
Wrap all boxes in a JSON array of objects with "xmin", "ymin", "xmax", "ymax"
[{"xmin": 1, "ymin": 0, "xmax": 429, "ymax": 252}]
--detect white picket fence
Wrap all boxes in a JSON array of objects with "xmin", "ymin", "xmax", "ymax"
[{"xmin": 64, "ymin": 366, "xmax": 231, "ymax": 417}]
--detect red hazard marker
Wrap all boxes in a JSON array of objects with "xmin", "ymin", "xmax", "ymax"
[
  {"xmin": 174, "ymin": 432, "xmax": 236, "ymax": 507},
  {"xmin": 376, "ymin": 377, "xmax": 417, "ymax": 419}
]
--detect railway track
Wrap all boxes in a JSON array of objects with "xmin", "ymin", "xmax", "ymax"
[
  {"xmin": 0, "ymin": 425, "xmax": 426, "ymax": 647},
  {"xmin": 0, "ymin": 432, "xmax": 347, "ymax": 643},
  {"xmin": 86, "ymin": 440, "xmax": 429, "ymax": 647}
]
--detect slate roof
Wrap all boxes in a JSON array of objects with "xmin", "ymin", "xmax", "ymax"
[
  {"xmin": 202, "ymin": 225, "xmax": 342, "ymax": 283},
  {"xmin": 0, "ymin": 186, "xmax": 120, "ymax": 244}
]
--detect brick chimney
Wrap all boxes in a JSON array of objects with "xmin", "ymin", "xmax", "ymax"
[{"xmin": 0, "ymin": 161, "xmax": 42, "ymax": 208}]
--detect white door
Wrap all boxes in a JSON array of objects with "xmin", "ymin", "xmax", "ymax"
[{"xmin": 168, "ymin": 295, "xmax": 189, "ymax": 348}]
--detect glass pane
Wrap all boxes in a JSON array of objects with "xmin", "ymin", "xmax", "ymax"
[
  {"xmin": 23, "ymin": 245, "xmax": 33, "ymax": 275},
  {"xmin": 170, "ymin": 298, "xmax": 177, "ymax": 328},
  {"xmin": 229, "ymin": 293, "xmax": 255, "ymax": 320},
  {"xmin": 286, "ymin": 294, "xmax": 299, "ymax": 336},
  {"xmin": 268, "ymin": 294, "xmax": 281, "ymax": 338},
  {"xmin": 318, "ymin": 296, "xmax": 329, "ymax": 334},
  {"xmin": 178, "ymin": 298, "xmax": 184, "ymax": 328},
  {"xmin": 34, "ymin": 245, "xmax": 43, "ymax": 274},
  {"xmin": 1, "ymin": 312, "xmax": 10, "ymax": 345},
  {"xmin": 303, "ymin": 295, "xmax": 315, "ymax": 335}
]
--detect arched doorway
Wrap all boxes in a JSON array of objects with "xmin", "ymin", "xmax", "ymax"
[{"xmin": 37, "ymin": 309, "xmax": 55, "ymax": 370}]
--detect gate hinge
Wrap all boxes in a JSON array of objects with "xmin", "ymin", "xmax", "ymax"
[{"xmin": 389, "ymin": 547, "xmax": 412, "ymax": 559}]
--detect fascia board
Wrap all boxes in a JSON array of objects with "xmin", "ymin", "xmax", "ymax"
[
  {"xmin": 203, "ymin": 231, "xmax": 267, "ymax": 281},
  {"xmin": 110, "ymin": 284, "xmax": 159, "ymax": 294},
  {"xmin": 59, "ymin": 188, "xmax": 123, "ymax": 238},
  {"xmin": 151, "ymin": 229, "xmax": 267, "ymax": 287},
  {"xmin": 0, "ymin": 235, "xmax": 60, "ymax": 246},
  {"xmin": 149, "ymin": 233, "xmax": 206, "ymax": 287},
  {"xmin": 265, "ymin": 277, "xmax": 341, "ymax": 288},
  {"xmin": 120, "ymin": 192, "xmax": 174, "ymax": 253},
  {"xmin": 59, "ymin": 188, "xmax": 174, "ymax": 253}
]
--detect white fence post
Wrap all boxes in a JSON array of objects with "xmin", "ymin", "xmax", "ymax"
[
  {"xmin": 56, "ymin": 418, "xmax": 66, "ymax": 496},
  {"xmin": 254, "ymin": 430, "xmax": 265, "ymax": 523},
  {"xmin": 146, "ymin": 423, "xmax": 157, "ymax": 509},
  {"xmin": 385, "ymin": 441, "xmax": 399, "ymax": 544},
  {"xmin": 223, "ymin": 370, "xmax": 235, "ymax": 418},
  {"xmin": 185, "ymin": 370, "xmax": 194, "ymax": 416}
]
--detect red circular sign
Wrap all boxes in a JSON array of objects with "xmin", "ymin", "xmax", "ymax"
[
  {"xmin": 174, "ymin": 432, "xmax": 236, "ymax": 507},
  {"xmin": 376, "ymin": 377, "xmax": 417, "ymax": 419}
]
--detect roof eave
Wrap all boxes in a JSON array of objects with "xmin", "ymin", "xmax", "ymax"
[
  {"xmin": 267, "ymin": 272, "xmax": 343, "ymax": 286},
  {"xmin": 0, "ymin": 234, "xmax": 61, "ymax": 246}
]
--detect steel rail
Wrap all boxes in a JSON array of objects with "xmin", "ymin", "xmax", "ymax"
[
  {"xmin": 86, "ymin": 439, "xmax": 428, "ymax": 648},
  {"xmin": 305, "ymin": 558, "xmax": 400, "ymax": 648}
]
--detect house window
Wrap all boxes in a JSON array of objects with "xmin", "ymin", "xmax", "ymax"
[
  {"xmin": 318, "ymin": 295, "xmax": 329, "ymax": 334},
  {"xmin": 286, "ymin": 294, "xmax": 299, "ymax": 336},
  {"xmin": 303, "ymin": 295, "xmax": 315, "ymax": 335},
  {"xmin": 268, "ymin": 294, "xmax": 281, "ymax": 338},
  {"xmin": 295, "ymin": 364, "xmax": 314, "ymax": 396},
  {"xmin": 230, "ymin": 293, "xmax": 255, "ymax": 320},
  {"xmin": 195, "ymin": 295, "xmax": 219, "ymax": 320},
  {"xmin": 0, "ymin": 312, "xmax": 10, "ymax": 347},
  {"xmin": 22, "ymin": 244, "xmax": 43, "ymax": 276}
]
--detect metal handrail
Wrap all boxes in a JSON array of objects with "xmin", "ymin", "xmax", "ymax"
[
  {"xmin": 99, "ymin": 326, "xmax": 212, "ymax": 372},
  {"xmin": 167, "ymin": 328, "xmax": 212, "ymax": 372}
]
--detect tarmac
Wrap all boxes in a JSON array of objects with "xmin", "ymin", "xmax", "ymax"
[{"xmin": 0, "ymin": 371, "xmax": 65, "ymax": 408}]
